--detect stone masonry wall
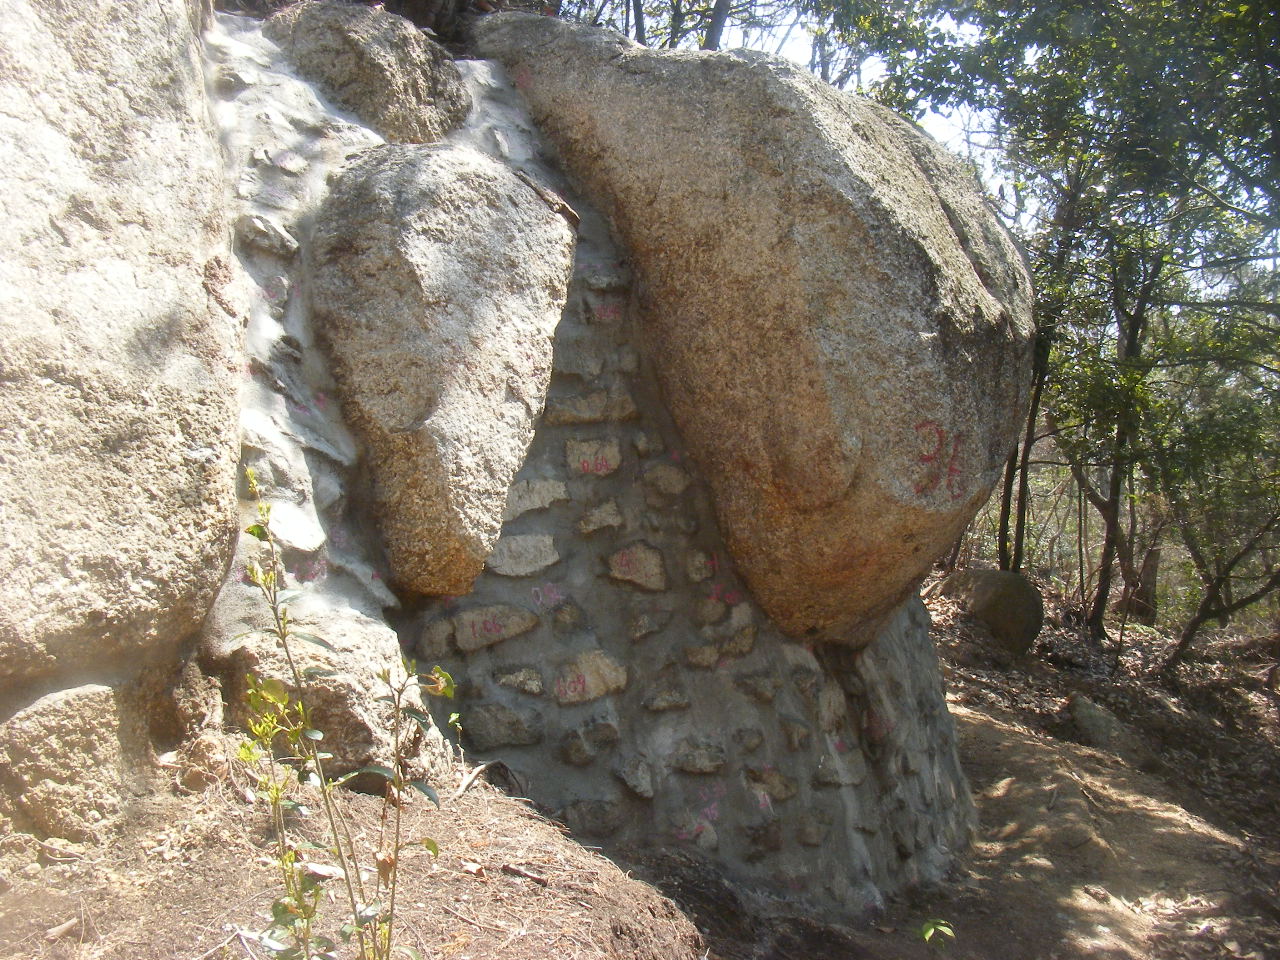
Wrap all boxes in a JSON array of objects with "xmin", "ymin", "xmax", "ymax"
[
  {"xmin": 412, "ymin": 61, "xmax": 976, "ymax": 913},
  {"xmin": 204, "ymin": 8, "xmax": 975, "ymax": 915}
]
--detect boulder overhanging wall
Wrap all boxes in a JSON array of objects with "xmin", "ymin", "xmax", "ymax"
[
  {"xmin": 475, "ymin": 14, "xmax": 1035, "ymax": 642},
  {"xmin": 0, "ymin": 0, "xmax": 1031, "ymax": 917}
]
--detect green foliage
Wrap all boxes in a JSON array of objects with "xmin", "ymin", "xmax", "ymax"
[
  {"xmin": 239, "ymin": 469, "xmax": 454, "ymax": 959},
  {"xmin": 921, "ymin": 917, "xmax": 955, "ymax": 947}
]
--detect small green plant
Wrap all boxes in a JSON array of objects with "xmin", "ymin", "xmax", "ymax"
[
  {"xmin": 240, "ymin": 468, "xmax": 454, "ymax": 960},
  {"xmin": 920, "ymin": 918, "xmax": 956, "ymax": 948}
]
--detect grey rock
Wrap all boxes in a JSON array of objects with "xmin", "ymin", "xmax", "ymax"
[
  {"xmin": 615, "ymin": 757, "xmax": 655, "ymax": 799},
  {"xmin": 940, "ymin": 568, "xmax": 1044, "ymax": 655},
  {"xmin": 503, "ymin": 478, "xmax": 569, "ymax": 521},
  {"xmin": 488, "ymin": 535, "xmax": 560, "ymax": 577},
  {"xmin": 673, "ymin": 737, "xmax": 726, "ymax": 774},
  {"xmin": 465, "ymin": 703, "xmax": 544, "ymax": 751},
  {"xmin": 264, "ymin": 1, "xmax": 470, "ymax": 144},
  {"xmin": 475, "ymin": 15, "xmax": 1035, "ymax": 639},
  {"xmin": 453, "ymin": 604, "xmax": 539, "ymax": 652},
  {"xmin": 579, "ymin": 499, "xmax": 625, "ymax": 535},
  {"xmin": 310, "ymin": 143, "xmax": 574, "ymax": 596},
  {"xmin": 494, "ymin": 667, "xmax": 544, "ymax": 696},
  {"xmin": 206, "ymin": 592, "xmax": 449, "ymax": 781},
  {"xmin": 0, "ymin": 686, "xmax": 128, "ymax": 841},
  {"xmin": 0, "ymin": 0, "xmax": 240, "ymax": 700},
  {"xmin": 235, "ymin": 213, "xmax": 299, "ymax": 258},
  {"xmin": 606, "ymin": 541, "xmax": 667, "ymax": 591}
]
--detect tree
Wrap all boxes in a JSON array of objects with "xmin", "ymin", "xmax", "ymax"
[{"xmin": 837, "ymin": 0, "xmax": 1280, "ymax": 650}]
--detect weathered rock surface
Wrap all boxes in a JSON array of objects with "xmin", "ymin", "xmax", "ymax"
[
  {"xmin": 204, "ymin": 573, "xmax": 448, "ymax": 780},
  {"xmin": 940, "ymin": 568, "xmax": 1044, "ymax": 655},
  {"xmin": 198, "ymin": 10, "xmax": 453, "ymax": 786},
  {"xmin": 309, "ymin": 143, "xmax": 576, "ymax": 595},
  {"xmin": 263, "ymin": 0, "xmax": 470, "ymax": 144},
  {"xmin": 0, "ymin": 0, "xmax": 241, "ymax": 702},
  {"xmin": 0, "ymin": 686, "xmax": 131, "ymax": 841},
  {"xmin": 475, "ymin": 15, "xmax": 1035, "ymax": 640}
]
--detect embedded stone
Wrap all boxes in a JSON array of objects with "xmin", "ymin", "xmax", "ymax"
[
  {"xmin": 818, "ymin": 685, "xmax": 848, "ymax": 732},
  {"xmin": 545, "ymin": 384, "xmax": 638, "ymax": 425},
  {"xmin": 796, "ymin": 813, "xmax": 829, "ymax": 847},
  {"xmin": 782, "ymin": 719, "xmax": 811, "ymax": 751},
  {"xmin": 642, "ymin": 681, "xmax": 690, "ymax": 712},
  {"xmin": 643, "ymin": 462, "xmax": 690, "ymax": 497},
  {"xmin": 567, "ymin": 437, "xmax": 622, "ymax": 478},
  {"xmin": 735, "ymin": 669, "xmax": 783, "ymax": 704},
  {"xmin": 606, "ymin": 541, "xmax": 666, "ymax": 591},
  {"xmin": 487, "ymin": 534, "xmax": 560, "ymax": 577},
  {"xmin": 465, "ymin": 704, "xmax": 544, "ymax": 751},
  {"xmin": 741, "ymin": 817, "xmax": 782, "ymax": 858},
  {"xmin": 696, "ymin": 596, "xmax": 728, "ymax": 625},
  {"xmin": 791, "ymin": 669, "xmax": 820, "ymax": 704},
  {"xmin": 814, "ymin": 751, "xmax": 868, "ymax": 787},
  {"xmin": 560, "ymin": 720, "xmax": 620, "ymax": 765},
  {"xmin": 454, "ymin": 604, "xmax": 539, "ymax": 652},
  {"xmin": 552, "ymin": 335, "xmax": 606, "ymax": 379},
  {"xmin": 672, "ymin": 737, "xmax": 725, "ymax": 774},
  {"xmin": 747, "ymin": 765, "xmax": 798, "ymax": 802},
  {"xmin": 683, "ymin": 644, "xmax": 720, "ymax": 670},
  {"xmin": 552, "ymin": 600, "xmax": 588, "ymax": 635},
  {"xmin": 736, "ymin": 727, "xmax": 765, "ymax": 752},
  {"xmin": 235, "ymin": 213, "xmax": 299, "ymax": 258},
  {"xmin": 495, "ymin": 668, "xmax": 544, "ymax": 696},
  {"xmin": 554, "ymin": 650, "xmax": 627, "ymax": 704},
  {"xmin": 719, "ymin": 625, "xmax": 756, "ymax": 658},
  {"xmin": 632, "ymin": 430, "xmax": 663, "ymax": 457},
  {"xmin": 578, "ymin": 499, "xmax": 624, "ymax": 535},
  {"xmin": 417, "ymin": 617, "xmax": 455, "ymax": 660},
  {"xmin": 686, "ymin": 550, "xmax": 714, "ymax": 583},
  {"xmin": 503, "ymin": 478, "xmax": 569, "ymax": 521},
  {"xmin": 629, "ymin": 607, "xmax": 671, "ymax": 640},
  {"xmin": 564, "ymin": 798, "xmax": 626, "ymax": 837},
  {"xmin": 616, "ymin": 757, "xmax": 655, "ymax": 799}
]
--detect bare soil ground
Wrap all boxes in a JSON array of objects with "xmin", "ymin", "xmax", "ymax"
[{"xmin": 2, "ymin": 579, "xmax": 1277, "ymax": 960}]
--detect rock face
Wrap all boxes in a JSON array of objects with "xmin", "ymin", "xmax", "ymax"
[
  {"xmin": 263, "ymin": 0, "xmax": 470, "ymax": 144},
  {"xmin": 474, "ymin": 15, "xmax": 1035, "ymax": 641},
  {"xmin": 0, "ymin": 0, "xmax": 241, "ymax": 705},
  {"xmin": 0, "ymin": 686, "xmax": 133, "ymax": 841},
  {"xmin": 940, "ymin": 568, "xmax": 1044, "ymax": 655},
  {"xmin": 410, "ymin": 57, "xmax": 977, "ymax": 916},
  {"xmin": 309, "ymin": 144, "xmax": 576, "ymax": 596},
  {"xmin": 199, "ymin": 11, "xmax": 456, "ymax": 782}
]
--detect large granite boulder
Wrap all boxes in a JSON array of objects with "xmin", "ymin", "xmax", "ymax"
[
  {"xmin": 308, "ymin": 143, "xmax": 576, "ymax": 595},
  {"xmin": 940, "ymin": 568, "xmax": 1044, "ymax": 656},
  {"xmin": 0, "ymin": 0, "xmax": 241, "ymax": 705},
  {"xmin": 474, "ymin": 15, "xmax": 1035, "ymax": 642},
  {"xmin": 263, "ymin": 0, "xmax": 470, "ymax": 144}
]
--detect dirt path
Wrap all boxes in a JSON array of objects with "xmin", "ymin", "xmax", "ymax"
[{"xmin": 891, "ymin": 704, "xmax": 1278, "ymax": 960}]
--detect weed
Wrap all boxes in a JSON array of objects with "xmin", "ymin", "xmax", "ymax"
[{"xmin": 240, "ymin": 467, "xmax": 454, "ymax": 959}]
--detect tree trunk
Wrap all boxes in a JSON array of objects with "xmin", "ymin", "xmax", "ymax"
[
  {"xmin": 702, "ymin": 0, "xmax": 731, "ymax": 50},
  {"xmin": 996, "ymin": 445, "xmax": 1018, "ymax": 570},
  {"xmin": 631, "ymin": 0, "xmax": 647, "ymax": 46},
  {"xmin": 1114, "ymin": 547, "xmax": 1159, "ymax": 625},
  {"xmin": 1012, "ymin": 355, "xmax": 1049, "ymax": 570}
]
